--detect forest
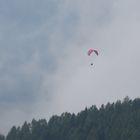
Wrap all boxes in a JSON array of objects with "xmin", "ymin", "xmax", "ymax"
[{"xmin": 1, "ymin": 96, "xmax": 140, "ymax": 140}]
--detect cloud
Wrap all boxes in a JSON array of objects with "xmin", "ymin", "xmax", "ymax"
[
  {"xmin": 43, "ymin": 0, "xmax": 140, "ymax": 115},
  {"xmin": 0, "ymin": 0, "xmax": 140, "ymax": 135}
]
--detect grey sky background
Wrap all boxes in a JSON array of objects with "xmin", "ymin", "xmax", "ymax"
[{"xmin": 0, "ymin": 0, "xmax": 140, "ymax": 134}]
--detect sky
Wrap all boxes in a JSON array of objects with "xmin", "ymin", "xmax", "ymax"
[{"xmin": 0, "ymin": 0, "xmax": 140, "ymax": 135}]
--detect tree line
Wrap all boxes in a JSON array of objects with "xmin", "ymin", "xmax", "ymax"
[{"xmin": 1, "ymin": 96, "xmax": 140, "ymax": 140}]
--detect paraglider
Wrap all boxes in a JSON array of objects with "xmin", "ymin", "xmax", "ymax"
[{"xmin": 87, "ymin": 48, "xmax": 98, "ymax": 66}]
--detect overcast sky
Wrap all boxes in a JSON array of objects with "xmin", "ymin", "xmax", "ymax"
[{"xmin": 0, "ymin": 0, "xmax": 140, "ymax": 135}]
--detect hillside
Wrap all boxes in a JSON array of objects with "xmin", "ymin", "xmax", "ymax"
[{"xmin": 1, "ymin": 96, "xmax": 140, "ymax": 140}]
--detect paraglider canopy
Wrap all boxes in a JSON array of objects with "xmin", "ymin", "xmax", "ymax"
[{"xmin": 88, "ymin": 48, "xmax": 98, "ymax": 56}]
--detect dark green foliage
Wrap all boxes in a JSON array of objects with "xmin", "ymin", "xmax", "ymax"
[
  {"xmin": 6, "ymin": 126, "xmax": 17, "ymax": 140},
  {"xmin": 3, "ymin": 97, "xmax": 140, "ymax": 140},
  {"xmin": 0, "ymin": 134, "xmax": 5, "ymax": 140},
  {"xmin": 31, "ymin": 119, "xmax": 48, "ymax": 140}
]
